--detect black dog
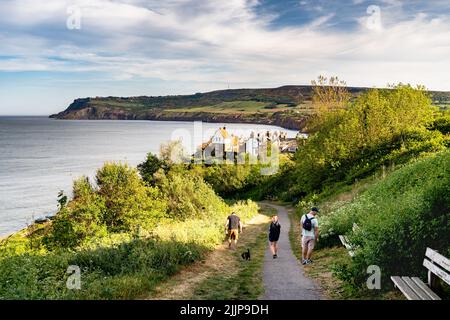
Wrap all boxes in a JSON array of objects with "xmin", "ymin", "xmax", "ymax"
[{"xmin": 241, "ymin": 248, "xmax": 251, "ymax": 261}]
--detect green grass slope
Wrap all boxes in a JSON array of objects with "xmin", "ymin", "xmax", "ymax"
[{"xmin": 318, "ymin": 150, "xmax": 450, "ymax": 295}]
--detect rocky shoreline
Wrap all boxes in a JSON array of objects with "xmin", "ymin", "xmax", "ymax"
[{"xmin": 50, "ymin": 106, "xmax": 308, "ymax": 131}]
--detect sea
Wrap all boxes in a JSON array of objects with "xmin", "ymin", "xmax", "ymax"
[{"xmin": 0, "ymin": 116, "xmax": 297, "ymax": 236}]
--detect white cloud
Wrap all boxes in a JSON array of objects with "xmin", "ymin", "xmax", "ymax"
[
  {"xmin": 307, "ymin": 13, "xmax": 335, "ymax": 29},
  {"xmin": 0, "ymin": 0, "xmax": 449, "ymax": 91}
]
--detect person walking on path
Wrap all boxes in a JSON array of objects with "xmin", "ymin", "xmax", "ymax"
[
  {"xmin": 262, "ymin": 203, "xmax": 323, "ymax": 300},
  {"xmin": 269, "ymin": 214, "xmax": 281, "ymax": 259},
  {"xmin": 300, "ymin": 207, "xmax": 319, "ymax": 265},
  {"xmin": 225, "ymin": 212, "xmax": 242, "ymax": 249}
]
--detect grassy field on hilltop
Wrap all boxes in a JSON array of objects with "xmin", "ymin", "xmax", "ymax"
[{"xmin": 166, "ymin": 100, "xmax": 293, "ymax": 114}]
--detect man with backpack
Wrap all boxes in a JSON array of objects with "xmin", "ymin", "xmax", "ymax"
[{"xmin": 300, "ymin": 207, "xmax": 319, "ymax": 265}]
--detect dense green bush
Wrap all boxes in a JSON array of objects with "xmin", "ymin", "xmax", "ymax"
[
  {"xmin": 0, "ymin": 252, "xmax": 71, "ymax": 299},
  {"xmin": 155, "ymin": 168, "xmax": 228, "ymax": 220},
  {"xmin": 430, "ymin": 114, "xmax": 450, "ymax": 148},
  {"xmin": 0, "ymin": 238, "xmax": 205, "ymax": 299},
  {"xmin": 137, "ymin": 152, "xmax": 166, "ymax": 185},
  {"xmin": 319, "ymin": 151, "xmax": 450, "ymax": 290},
  {"xmin": 197, "ymin": 163, "xmax": 269, "ymax": 198},
  {"xmin": 43, "ymin": 164, "xmax": 167, "ymax": 250},
  {"xmin": 430, "ymin": 114, "xmax": 450, "ymax": 135},
  {"xmin": 96, "ymin": 163, "xmax": 167, "ymax": 232}
]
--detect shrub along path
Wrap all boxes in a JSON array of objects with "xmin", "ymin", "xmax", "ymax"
[{"xmin": 261, "ymin": 203, "xmax": 323, "ymax": 300}]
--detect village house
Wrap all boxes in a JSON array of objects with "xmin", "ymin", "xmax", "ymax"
[
  {"xmin": 209, "ymin": 126, "xmax": 238, "ymax": 156},
  {"xmin": 245, "ymin": 135, "xmax": 259, "ymax": 157},
  {"xmin": 200, "ymin": 127, "xmax": 301, "ymax": 161}
]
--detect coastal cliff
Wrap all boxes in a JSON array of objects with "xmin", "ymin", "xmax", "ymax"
[
  {"xmin": 50, "ymin": 103, "xmax": 307, "ymax": 130},
  {"xmin": 50, "ymin": 85, "xmax": 450, "ymax": 130}
]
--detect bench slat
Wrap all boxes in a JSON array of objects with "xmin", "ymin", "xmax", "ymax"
[
  {"xmin": 338, "ymin": 235, "xmax": 355, "ymax": 257},
  {"xmin": 391, "ymin": 276, "xmax": 421, "ymax": 300},
  {"xmin": 411, "ymin": 277, "xmax": 441, "ymax": 300},
  {"xmin": 401, "ymin": 277, "xmax": 431, "ymax": 300},
  {"xmin": 338, "ymin": 235, "xmax": 349, "ymax": 247},
  {"xmin": 423, "ymin": 259, "xmax": 450, "ymax": 286},
  {"xmin": 425, "ymin": 248, "xmax": 450, "ymax": 272}
]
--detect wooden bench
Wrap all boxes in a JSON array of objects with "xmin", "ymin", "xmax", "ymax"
[
  {"xmin": 391, "ymin": 247, "xmax": 450, "ymax": 300},
  {"xmin": 338, "ymin": 223, "xmax": 360, "ymax": 257}
]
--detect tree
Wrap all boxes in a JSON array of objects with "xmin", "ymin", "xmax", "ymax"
[
  {"xmin": 44, "ymin": 165, "xmax": 168, "ymax": 249},
  {"xmin": 96, "ymin": 162, "xmax": 167, "ymax": 232},
  {"xmin": 156, "ymin": 169, "xmax": 228, "ymax": 220},
  {"xmin": 310, "ymin": 76, "xmax": 351, "ymax": 118},
  {"xmin": 138, "ymin": 152, "xmax": 164, "ymax": 184},
  {"xmin": 159, "ymin": 139, "xmax": 189, "ymax": 166},
  {"xmin": 45, "ymin": 177, "xmax": 107, "ymax": 250},
  {"xmin": 73, "ymin": 176, "xmax": 94, "ymax": 199}
]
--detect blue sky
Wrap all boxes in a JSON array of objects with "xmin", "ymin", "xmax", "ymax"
[{"xmin": 1, "ymin": 0, "xmax": 450, "ymax": 115}]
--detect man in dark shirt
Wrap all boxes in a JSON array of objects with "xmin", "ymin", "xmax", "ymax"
[{"xmin": 225, "ymin": 212, "xmax": 242, "ymax": 249}]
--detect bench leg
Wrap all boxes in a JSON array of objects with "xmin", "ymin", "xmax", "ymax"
[{"xmin": 428, "ymin": 270, "xmax": 437, "ymax": 291}]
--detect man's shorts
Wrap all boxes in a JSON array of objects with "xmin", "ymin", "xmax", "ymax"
[
  {"xmin": 228, "ymin": 229, "xmax": 239, "ymax": 240},
  {"xmin": 302, "ymin": 236, "xmax": 315, "ymax": 251}
]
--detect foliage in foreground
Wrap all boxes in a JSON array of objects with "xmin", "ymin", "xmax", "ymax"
[
  {"xmin": 0, "ymin": 158, "xmax": 259, "ymax": 299},
  {"xmin": 0, "ymin": 199, "xmax": 258, "ymax": 299}
]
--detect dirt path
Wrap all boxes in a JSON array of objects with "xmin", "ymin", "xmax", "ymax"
[
  {"xmin": 261, "ymin": 203, "xmax": 323, "ymax": 300},
  {"xmin": 146, "ymin": 213, "xmax": 270, "ymax": 300}
]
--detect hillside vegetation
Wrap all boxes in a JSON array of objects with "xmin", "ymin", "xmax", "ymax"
[
  {"xmin": 319, "ymin": 151, "xmax": 449, "ymax": 294},
  {"xmin": 0, "ymin": 161, "xmax": 259, "ymax": 299},
  {"xmin": 245, "ymin": 83, "xmax": 448, "ymax": 202},
  {"xmin": 267, "ymin": 80, "xmax": 449, "ymax": 297}
]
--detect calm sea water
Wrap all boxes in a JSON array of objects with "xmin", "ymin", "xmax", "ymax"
[{"xmin": 0, "ymin": 117, "xmax": 296, "ymax": 236}]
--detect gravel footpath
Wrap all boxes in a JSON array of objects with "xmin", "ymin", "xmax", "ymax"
[{"xmin": 261, "ymin": 203, "xmax": 323, "ymax": 300}]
